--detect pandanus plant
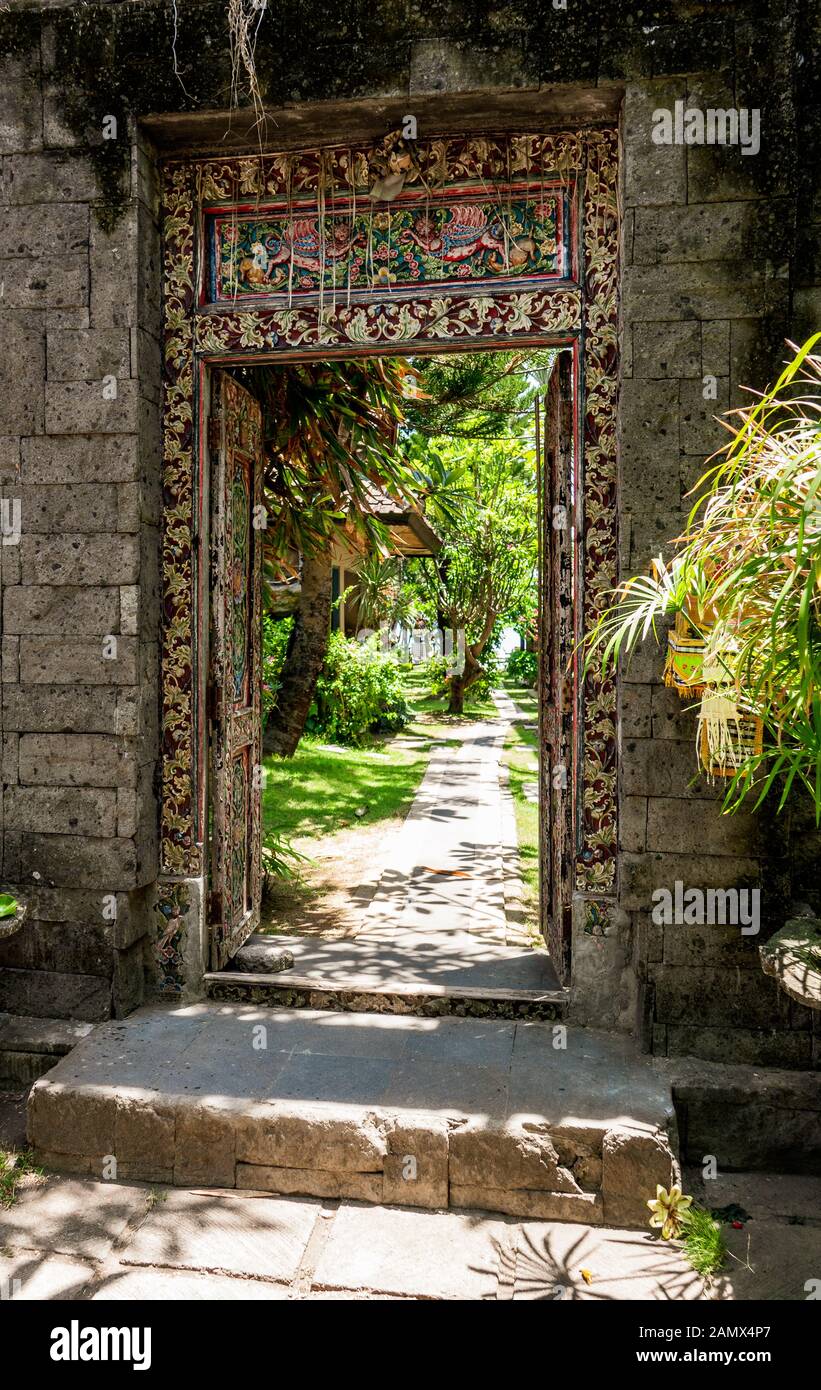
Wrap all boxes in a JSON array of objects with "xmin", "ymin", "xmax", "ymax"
[{"xmin": 587, "ymin": 335, "xmax": 821, "ymax": 821}]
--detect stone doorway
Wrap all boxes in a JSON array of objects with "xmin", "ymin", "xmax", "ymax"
[{"xmin": 155, "ymin": 129, "xmax": 619, "ymax": 1005}]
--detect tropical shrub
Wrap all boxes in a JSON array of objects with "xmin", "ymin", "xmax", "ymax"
[
  {"xmin": 587, "ymin": 336, "xmax": 821, "ymax": 819},
  {"xmin": 305, "ymin": 634, "xmax": 410, "ymax": 744},
  {"xmin": 261, "ymin": 614, "xmax": 293, "ymax": 723},
  {"xmin": 424, "ymin": 653, "xmax": 450, "ymax": 694},
  {"xmin": 507, "ymin": 647, "xmax": 538, "ymax": 687}
]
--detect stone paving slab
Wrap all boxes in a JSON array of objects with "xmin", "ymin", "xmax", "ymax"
[
  {"xmin": 512, "ymin": 1221, "xmax": 704, "ymax": 1300},
  {"xmin": 0, "ymin": 1176, "xmax": 150, "ymax": 1260},
  {"xmin": 0, "ymin": 1251, "xmax": 95, "ymax": 1300},
  {"xmin": 311, "ymin": 1203, "xmax": 514, "ymax": 1299},
  {"xmin": 118, "ymin": 1188, "xmax": 321, "ymax": 1282},
  {"xmin": 91, "ymin": 1266, "xmax": 292, "ymax": 1300}
]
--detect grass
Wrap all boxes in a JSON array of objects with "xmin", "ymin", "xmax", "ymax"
[
  {"xmin": 682, "ymin": 1208, "xmax": 728, "ymax": 1280},
  {"xmin": 500, "ymin": 680, "xmax": 540, "ymax": 929},
  {"xmin": 401, "ymin": 666, "xmax": 498, "ymax": 739},
  {"xmin": 0, "ymin": 1149, "xmax": 43, "ymax": 1208},
  {"xmin": 262, "ymin": 735, "xmax": 431, "ymax": 843}
]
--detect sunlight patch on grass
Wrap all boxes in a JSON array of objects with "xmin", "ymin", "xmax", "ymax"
[{"xmin": 262, "ymin": 737, "xmax": 430, "ymax": 843}]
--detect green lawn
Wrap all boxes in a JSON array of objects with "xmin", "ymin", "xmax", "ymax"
[
  {"xmin": 500, "ymin": 680, "xmax": 540, "ymax": 927},
  {"xmin": 401, "ymin": 666, "xmax": 497, "ymax": 739},
  {"xmin": 262, "ymin": 736, "xmax": 430, "ymax": 842}
]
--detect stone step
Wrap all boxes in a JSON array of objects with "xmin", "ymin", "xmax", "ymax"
[
  {"xmin": 208, "ymin": 932, "xmax": 568, "ymax": 1021},
  {"xmin": 0, "ymin": 1011, "xmax": 94, "ymax": 1088},
  {"xmin": 667, "ymin": 1054, "xmax": 821, "ymax": 1175},
  {"xmin": 27, "ymin": 1003, "xmax": 677, "ymax": 1228}
]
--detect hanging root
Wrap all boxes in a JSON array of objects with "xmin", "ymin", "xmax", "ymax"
[{"xmin": 227, "ymin": 0, "xmax": 268, "ymax": 133}]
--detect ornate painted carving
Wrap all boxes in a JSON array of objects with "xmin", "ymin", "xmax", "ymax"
[{"xmin": 207, "ymin": 188, "xmax": 564, "ymax": 302}]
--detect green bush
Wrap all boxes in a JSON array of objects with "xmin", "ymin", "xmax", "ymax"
[
  {"xmin": 507, "ymin": 647, "xmax": 538, "ymax": 687},
  {"xmin": 423, "ymin": 653, "xmax": 450, "ymax": 694},
  {"xmin": 262, "ymin": 615, "xmax": 293, "ymax": 721},
  {"xmin": 306, "ymin": 633, "xmax": 410, "ymax": 745}
]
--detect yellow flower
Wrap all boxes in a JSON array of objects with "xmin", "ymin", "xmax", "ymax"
[{"xmin": 647, "ymin": 1184, "xmax": 693, "ymax": 1240}]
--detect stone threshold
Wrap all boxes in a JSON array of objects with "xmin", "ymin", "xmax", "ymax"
[
  {"xmin": 206, "ymin": 969, "xmax": 569, "ymax": 1021},
  {"xmin": 27, "ymin": 1003, "xmax": 677, "ymax": 1228}
]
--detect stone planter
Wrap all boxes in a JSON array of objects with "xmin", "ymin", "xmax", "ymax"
[{"xmin": 0, "ymin": 889, "xmax": 27, "ymax": 941}]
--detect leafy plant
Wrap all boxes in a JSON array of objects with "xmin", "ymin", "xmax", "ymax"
[
  {"xmin": 261, "ymin": 828, "xmax": 310, "ymax": 888},
  {"xmin": 507, "ymin": 647, "xmax": 538, "ymax": 687},
  {"xmin": 681, "ymin": 1207, "xmax": 728, "ymax": 1280},
  {"xmin": 0, "ymin": 894, "xmax": 18, "ymax": 919},
  {"xmin": 0, "ymin": 1150, "xmax": 43, "ymax": 1208},
  {"xmin": 587, "ymin": 336, "xmax": 821, "ymax": 819},
  {"xmin": 306, "ymin": 633, "xmax": 410, "ymax": 745},
  {"xmin": 423, "ymin": 654, "xmax": 450, "ymax": 694}
]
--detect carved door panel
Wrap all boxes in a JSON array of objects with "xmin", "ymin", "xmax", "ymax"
[
  {"xmin": 538, "ymin": 351, "xmax": 575, "ymax": 984},
  {"xmin": 209, "ymin": 371, "xmax": 264, "ymax": 970}
]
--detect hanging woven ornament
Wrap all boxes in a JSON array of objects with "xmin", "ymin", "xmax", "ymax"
[
  {"xmin": 696, "ymin": 635, "xmax": 763, "ymax": 779},
  {"xmin": 663, "ymin": 609, "xmax": 708, "ymax": 698}
]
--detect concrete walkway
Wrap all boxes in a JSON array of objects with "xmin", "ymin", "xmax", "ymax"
[
  {"xmin": 246, "ymin": 693, "xmax": 561, "ymax": 1000},
  {"xmin": 3, "ymin": 1169, "xmax": 819, "ymax": 1300}
]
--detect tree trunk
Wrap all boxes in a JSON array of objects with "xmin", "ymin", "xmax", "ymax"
[
  {"xmin": 446, "ymin": 609, "xmax": 497, "ymax": 715},
  {"xmin": 263, "ymin": 551, "xmax": 333, "ymax": 757}
]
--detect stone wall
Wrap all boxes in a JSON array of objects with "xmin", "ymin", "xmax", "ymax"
[
  {"xmin": 0, "ymin": 20, "xmax": 162, "ymax": 1021},
  {"xmin": 0, "ymin": 1, "xmax": 818, "ymax": 1067}
]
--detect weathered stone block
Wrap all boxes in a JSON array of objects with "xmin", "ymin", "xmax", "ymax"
[
  {"xmin": 665, "ymin": 1025, "xmax": 813, "ymax": 1070},
  {"xmin": 21, "ymin": 434, "xmax": 140, "ymax": 484},
  {"xmin": 0, "ymin": 967, "xmax": 111, "ymax": 1022},
  {"xmin": 0, "ymin": 203, "xmax": 88, "ymax": 259},
  {"xmin": 622, "ymin": 737, "xmax": 710, "ymax": 800},
  {"xmin": 115, "ymin": 1095, "xmax": 175, "ymax": 1179},
  {"xmin": 0, "ymin": 58, "xmax": 43, "ymax": 153},
  {"xmin": 623, "ymin": 79, "xmax": 687, "ymax": 208},
  {"xmin": 620, "ymin": 683, "xmax": 651, "ymax": 738},
  {"xmin": 3, "ymin": 585, "xmax": 119, "ymax": 635},
  {"xmin": 450, "ymin": 1185, "xmax": 603, "ymax": 1223},
  {"xmin": 2, "ymin": 685, "xmax": 123, "ymax": 733},
  {"xmin": 633, "ymin": 203, "xmax": 755, "ymax": 266},
  {"xmin": 4, "ymin": 149, "xmax": 97, "ymax": 202},
  {"xmin": 3, "ymin": 785, "xmax": 117, "ymax": 836},
  {"xmin": 620, "ymin": 796, "xmax": 647, "ymax": 853},
  {"xmin": 620, "ymin": 852, "xmax": 760, "ymax": 912},
  {"xmin": 46, "ymin": 328, "xmax": 131, "ymax": 382},
  {"xmin": 28, "ymin": 1080, "xmax": 115, "ymax": 1157},
  {"xmin": 632, "ymin": 319, "xmax": 700, "ymax": 378},
  {"xmin": 12, "ymin": 484, "xmax": 121, "ymax": 534},
  {"xmin": 0, "ymin": 257, "xmax": 87, "ymax": 310},
  {"xmin": 20, "ymin": 534, "xmax": 140, "ymax": 585},
  {"xmin": 17, "ymin": 833, "xmax": 138, "ymax": 890},
  {"xmin": 622, "ymin": 263, "xmax": 767, "ymax": 323},
  {"xmin": 382, "ymin": 1116, "xmax": 449, "ymax": 1209},
  {"xmin": 449, "ymin": 1122, "xmax": 579, "ymax": 1193},
  {"xmin": 0, "ymin": 313, "xmax": 44, "ymax": 433},
  {"xmin": 19, "ymin": 733, "xmax": 137, "ymax": 787},
  {"xmin": 701, "ymin": 319, "xmax": 731, "ymax": 378},
  {"xmin": 601, "ymin": 1126, "xmax": 677, "ymax": 1228},
  {"xmin": 0, "ymin": 919, "xmax": 114, "ymax": 976},
  {"xmin": 652, "ymin": 963, "xmax": 790, "ymax": 1031},
  {"xmin": 409, "ymin": 38, "xmax": 536, "ymax": 95},
  {"xmin": 646, "ymin": 797, "xmax": 757, "ymax": 857},
  {"xmin": 19, "ymin": 635, "xmax": 139, "ymax": 685},
  {"xmin": 45, "ymin": 380, "xmax": 139, "ymax": 435},
  {"xmin": 236, "ymin": 1164, "xmax": 382, "ymax": 1202},
  {"xmin": 679, "ymin": 377, "xmax": 730, "ymax": 455},
  {"xmin": 174, "ymin": 1103, "xmax": 236, "ymax": 1187},
  {"xmin": 235, "ymin": 1105, "xmax": 387, "ymax": 1172}
]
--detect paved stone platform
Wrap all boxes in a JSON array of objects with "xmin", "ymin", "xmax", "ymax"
[
  {"xmin": 3, "ymin": 1171, "xmax": 819, "ymax": 1300},
  {"xmin": 27, "ymin": 1003, "xmax": 677, "ymax": 1226}
]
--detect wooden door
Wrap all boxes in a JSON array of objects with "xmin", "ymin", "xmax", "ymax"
[
  {"xmin": 538, "ymin": 351, "xmax": 575, "ymax": 983},
  {"xmin": 208, "ymin": 371, "xmax": 264, "ymax": 970}
]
